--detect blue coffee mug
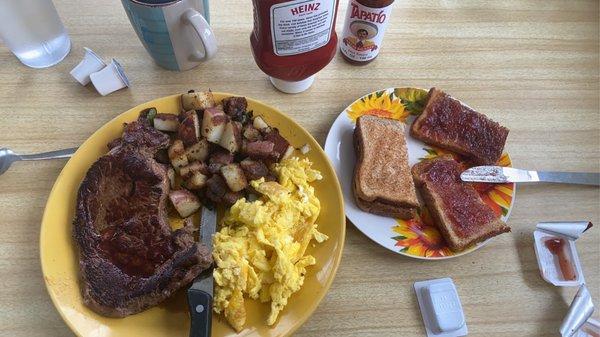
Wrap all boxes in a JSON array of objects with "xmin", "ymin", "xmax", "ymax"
[{"xmin": 121, "ymin": 0, "xmax": 217, "ymax": 71}]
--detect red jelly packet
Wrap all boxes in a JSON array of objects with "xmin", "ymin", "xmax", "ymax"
[
  {"xmin": 532, "ymin": 222, "xmax": 596, "ymax": 337},
  {"xmin": 533, "ymin": 221, "xmax": 591, "ymax": 287}
]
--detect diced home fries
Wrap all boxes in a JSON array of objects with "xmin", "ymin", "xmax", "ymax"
[{"xmin": 141, "ymin": 91, "xmax": 323, "ymax": 331}]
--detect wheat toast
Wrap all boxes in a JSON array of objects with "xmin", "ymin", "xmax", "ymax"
[
  {"xmin": 411, "ymin": 88, "xmax": 509, "ymax": 165},
  {"xmin": 353, "ymin": 115, "xmax": 419, "ymax": 219},
  {"xmin": 412, "ymin": 155, "xmax": 510, "ymax": 251},
  {"xmin": 353, "ymin": 177, "xmax": 417, "ymax": 219}
]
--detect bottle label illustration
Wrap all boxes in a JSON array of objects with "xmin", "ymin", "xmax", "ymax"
[
  {"xmin": 340, "ymin": 0, "xmax": 392, "ymax": 62},
  {"xmin": 270, "ymin": 0, "xmax": 336, "ymax": 56}
]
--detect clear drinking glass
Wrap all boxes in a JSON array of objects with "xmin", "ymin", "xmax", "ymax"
[{"xmin": 0, "ymin": 0, "xmax": 71, "ymax": 68}]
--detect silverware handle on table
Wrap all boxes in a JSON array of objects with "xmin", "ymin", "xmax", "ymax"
[
  {"xmin": 536, "ymin": 171, "xmax": 600, "ymax": 186},
  {"xmin": 0, "ymin": 147, "xmax": 78, "ymax": 175},
  {"xmin": 460, "ymin": 166, "xmax": 600, "ymax": 186},
  {"xmin": 18, "ymin": 147, "xmax": 77, "ymax": 161}
]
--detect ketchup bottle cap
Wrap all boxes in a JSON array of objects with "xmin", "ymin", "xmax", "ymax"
[{"xmin": 269, "ymin": 75, "xmax": 315, "ymax": 94}]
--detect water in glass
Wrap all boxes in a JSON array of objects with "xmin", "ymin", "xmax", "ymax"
[{"xmin": 0, "ymin": 0, "xmax": 71, "ymax": 68}]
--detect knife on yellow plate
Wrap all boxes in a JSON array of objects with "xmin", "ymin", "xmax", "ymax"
[{"xmin": 188, "ymin": 206, "xmax": 216, "ymax": 337}]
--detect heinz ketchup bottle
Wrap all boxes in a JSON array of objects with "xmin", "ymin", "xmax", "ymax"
[{"xmin": 251, "ymin": 0, "xmax": 340, "ymax": 94}]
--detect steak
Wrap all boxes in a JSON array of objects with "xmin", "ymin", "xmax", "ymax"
[{"xmin": 73, "ymin": 121, "xmax": 212, "ymax": 317}]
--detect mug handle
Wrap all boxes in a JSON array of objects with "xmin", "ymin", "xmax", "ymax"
[{"xmin": 182, "ymin": 8, "xmax": 217, "ymax": 62}]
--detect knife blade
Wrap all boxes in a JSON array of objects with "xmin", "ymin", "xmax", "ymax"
[
  {"xmin": 460, "ymin": 166, "xmax": 600, "ymax": 186},
  {"xmin": 187, "ymin": 206, "xmax": 217, "ymax": 337}
]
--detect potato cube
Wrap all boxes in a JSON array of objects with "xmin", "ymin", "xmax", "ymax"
[
  {"xmin": 167, "ymin": 167, "xmax": 177, "ymax": 189},
  {"xmin": 180, "ymin": 161, "xmax": 208, "ymax": 180},
  {"xmin": 185, "ymin": 138, "xmax": 210, "ymax": 162},
  {"xmin": 220, "ymin": 163, "xmax": 248, "ymax": 192},
  {"xmin": 178, "ymin": 111, "xmax": 201, "ymax": 147},
  {"xmin": 168, "ymin": 139, "xmax": 185, "ymax": 158},
  {"xmin": 218, "ymin": 121, "xmax": 242, "ymax": 153},
  {"xmin": 153, "ymin": 113, "xmax": 179, "ymax": 132},
  {"xmin": 252, "ymin": 116, "xmax": 269, "ymax": 131},
  {"xmin": 185, "ymin": 172, "xmax": 208, "ymax": 190},
  {"xmin": 181, "ymin": 91, "xmax": 215, "ymax": 111},
  {"xmin": 169, "ymin": 189, "xmax": 201, "ymax": 217},
  {"xmin": 281, "ymin": 145, "xmax": 294, "ymax": 160},
  {"xmin": 168, "ymin": 140, "xmax": 188, "ymax": 170},
  {"xmin": 202, "ymin": 107, "xmax": 229, "ymax": 143}
]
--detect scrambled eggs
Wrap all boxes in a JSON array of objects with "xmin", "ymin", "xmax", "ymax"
[{"xmin": 212, "ymin": 157, "xmax": 328, "ymax": 332}]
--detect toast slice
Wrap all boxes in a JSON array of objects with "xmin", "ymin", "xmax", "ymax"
[
  {"xmin": 411, "ymin": 88, "xmax": 509, "ymax": 165},
  {"xmin": 353, "ymin": 115, "xmax": 419, "ymax": 219},
  {"xmin": 412, "ymin": 155, "xmax": 510, "ymax": 251},
  {"xmin": 353, "ymin": 191, "xmax": 417, "ymax": 219}
]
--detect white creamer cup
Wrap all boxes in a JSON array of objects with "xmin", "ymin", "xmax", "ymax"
[
  {"xmin": 70, "ymin": 48, "xmax": 106, "ymax": 85},
  {"xmin": 90, "ymin": 59, "xmax": 130, "ymax": 96}
]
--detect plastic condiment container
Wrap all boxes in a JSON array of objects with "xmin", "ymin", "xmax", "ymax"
[
  {"xmin": 340, "ymin": 0, "xmax": 394, "ymax": 65},
  {"xmin": 576, "ymin": 318, "xmax": 600, "ymax": 337},
  {"xmin": 532, "ymin": 221, "xmax": 591, "ymax": 287},
  {"xmin": 70, "ymin": 47, "xmax": 106, "ymax": 85},
  {"xmin": 562, "ymin": 286, "xmax": 595, "ymax": 337},
  {"xmin": 90, "ymin": 59, "xmax": 130, "ymax": 96},
  {"xmin": 250, "ymin": 0, "xmax": 340, "ymax": 94},
  {"xmin": 532, "ymin": 221, "xmax": 596, "ymax": 337},
  {"xmin": 414, "ymin": 278, "xmax": 468, "ymax": 337}
]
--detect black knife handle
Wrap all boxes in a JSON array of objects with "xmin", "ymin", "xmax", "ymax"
[{"xmin": 188, "ymin": 289, "xmax": 212, "ymax": 337}]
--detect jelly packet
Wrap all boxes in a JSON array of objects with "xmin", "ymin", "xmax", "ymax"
[{"xmin": 532, "ymin": 221, "xmax": 596, "ymax": 337}]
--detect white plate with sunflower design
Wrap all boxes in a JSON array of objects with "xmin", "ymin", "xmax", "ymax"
[{"xmin": 324, "ymin": 87, "xmax": 515, "ymax": 259}]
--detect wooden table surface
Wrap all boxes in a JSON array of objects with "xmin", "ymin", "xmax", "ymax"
[{"xmin": 0, "ymin": 0, "xmax": 598, "ymax": 336}]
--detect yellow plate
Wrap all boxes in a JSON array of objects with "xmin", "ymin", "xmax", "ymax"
[{"xmin": 40, "ymin": 93, "xmax": 346, "ymax": 337}]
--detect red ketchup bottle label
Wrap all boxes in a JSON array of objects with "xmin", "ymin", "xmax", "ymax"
[
  {"xmin": 340, "ymin": 0, "xmax": 392, "ymax": 62},
  {"xmin": 270, "ymin": 0, "xmax": 337, "ymax": 56}
]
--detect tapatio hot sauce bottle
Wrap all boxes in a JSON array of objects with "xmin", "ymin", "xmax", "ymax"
[
  {"xmin": 251, "ymin": 0, "xmax": 339, "ymax": 94},
  {"xmin": 340, "ymin": 0, "xmax": 394, "ymax": 65}
]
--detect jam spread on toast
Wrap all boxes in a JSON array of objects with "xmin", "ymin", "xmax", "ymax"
[
  {"xmin": 425, "ymin": 159, "xmax": 496, "ymax": 238},
  {"xmin": 416, "ymin": 89, "xmax": 508, "ymax": 165}
]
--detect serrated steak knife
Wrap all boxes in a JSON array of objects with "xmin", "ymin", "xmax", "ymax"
[{"xmin": 188, "ymin": 206, "xmax": 216, "ymax": 337}]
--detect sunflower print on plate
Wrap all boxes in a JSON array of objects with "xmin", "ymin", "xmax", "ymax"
[
  {"xmin": 392, "ymin": 148, "xmax": 514, "ymax": 258},
  {"xmin": 392, "ymin": 207, "xmax": 453, "ymax": 258},
  {"xmin": 346, "ymin": 88, "xmax": 428, "ymax": 122}
]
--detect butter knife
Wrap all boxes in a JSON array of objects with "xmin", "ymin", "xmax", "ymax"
[
  {"xmin": 188, "ymin": 206, "xmax": 216, "ymax": 337},
  {"xmin": 461, "ymin": 166, "xmax": 600, "ymax": 186}
]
